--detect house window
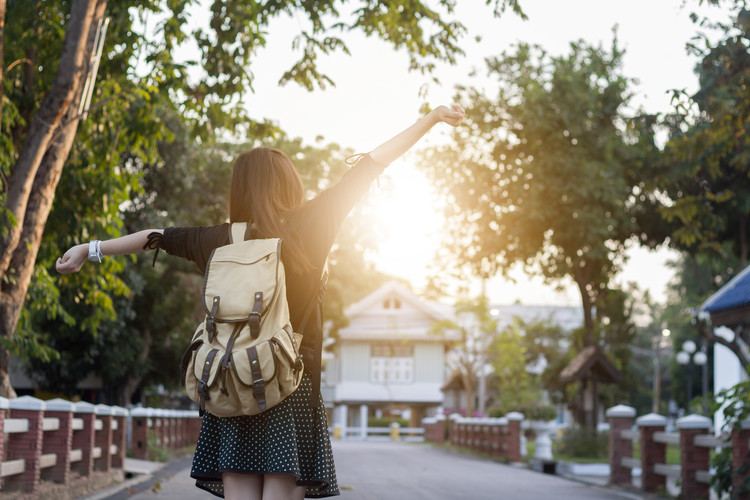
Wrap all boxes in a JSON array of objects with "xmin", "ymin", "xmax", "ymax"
[
  {"xmin": 371, "ymin": 343, "xmax": 412, "ymax": 357},
  {"xmin": 370, "ymin": 357, "xmax": 413, "ymax": 384},
  {"xmin": 382, "ymin": 297, "xmax": 402, "ymax": 309}
]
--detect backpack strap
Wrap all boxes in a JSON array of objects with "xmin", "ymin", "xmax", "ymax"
[
  {"xmin": 301, "ymin": 269, "xmax": 328, "ymax": 406},
  {"xmin": 229, "ymin": 222, "xmax": 247, "ymax": 244}
]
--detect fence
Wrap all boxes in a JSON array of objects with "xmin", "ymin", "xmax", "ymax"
[
  {"xmin": 422, "ymin": 413, "xmax": 525, "ymax": 463},
  {"xmin": 331, "ymin": 423, "xmax": 425, "ymax": 441},
  {"xmin": 607, "ymin": 404, "xmax": 750, "ymax": 499},
  {"xmin": 0, "ymin": 395, "xmax": 201, "ymax": 499}
]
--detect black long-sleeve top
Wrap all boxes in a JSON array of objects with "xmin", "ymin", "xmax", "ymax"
[{"xmin": 157, "ymin": 154, "xmax": 387, "ymax": 399}]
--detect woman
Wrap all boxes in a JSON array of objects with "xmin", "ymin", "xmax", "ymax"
[{"xmin": 57, "ymin": 104, "xmax": 464, "ymax": 499}]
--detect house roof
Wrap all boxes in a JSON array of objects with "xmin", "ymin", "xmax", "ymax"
[
  {"xmin": 559, "ymin": 346, "xmax": 622, "ymax": 385},
  {"xmin": 344, "ymin": 281, "xmax": 449, "ymax": 321},
  {"xmin": 701, "ymin": 264, "xmax": 750, "ymax": 314},
  {"xmin": 339, "ymin": 281, "xmax": 457, "ymax": 342}
]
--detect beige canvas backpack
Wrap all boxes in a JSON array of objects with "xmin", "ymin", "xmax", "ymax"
[{"xmin": 181, "ymin": 223, "xmax": 314, "ymax": 417}]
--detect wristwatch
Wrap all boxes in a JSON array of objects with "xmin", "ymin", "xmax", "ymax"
[{"xmin": 88, "ymin": 240, "xmax": 103, "ymax": 263}]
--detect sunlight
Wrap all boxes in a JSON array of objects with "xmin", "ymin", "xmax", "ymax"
[{"xmin": 367, "ymin": 159, "xmax": 446, "ymax": 287}]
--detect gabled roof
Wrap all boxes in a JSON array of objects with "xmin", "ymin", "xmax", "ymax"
[
  {"xmin": 559, "ymin": 346, "xmax": 622, "ymax": 385},
  {"xmin": 344, "ymin": 281, "xmax": 450, "ymax": 322},
  {"xmin": 701, "ymin": 264, "xmax": 750, "ymax": 313}
]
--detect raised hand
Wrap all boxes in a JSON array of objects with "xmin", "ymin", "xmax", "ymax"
[{"xmin": 431, "ymin": 104, "xmax": 465, "ymax": 127}]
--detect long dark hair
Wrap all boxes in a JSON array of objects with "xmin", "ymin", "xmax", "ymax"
[{"xmin": 229, "ymin": 147, "xmax": 311, "ymax": 274}]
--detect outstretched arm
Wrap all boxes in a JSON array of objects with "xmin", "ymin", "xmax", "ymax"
[
  {"xmin": 56, "ymin": 229, "xmax": 163, "ymax": 274},
  {"xmin": 369, "ymin": 105, "xmax": 464, "ymax": 165}
]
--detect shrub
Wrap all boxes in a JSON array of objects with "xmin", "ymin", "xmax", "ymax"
[
  {"xmin": 368, "ymin": 417, "xmax": 408, "ymax": 428},
  {"xmin": 487, "ymin": 403, "xmax": 557, "ymax": 421},
  {"xmin": 553, "ymin": 426, "xmax": 609, "ymax": 460}
]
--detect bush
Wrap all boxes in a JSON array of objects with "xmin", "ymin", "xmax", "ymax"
[
  {"xmin": 553, "ymin": 427, "xmax": 609, "ymax": 460},
  {"xmin": 487, "ymin": 403, "xmax": 557, "ymax": 421},
  {"xmin": 368, "ymin": 417, "xmax": 408, "ymax": 428}
]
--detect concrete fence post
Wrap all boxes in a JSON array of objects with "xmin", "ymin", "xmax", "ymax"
[
  {"xmin": 732, "ymin": 417, "xmax": 750, "ymax": 500},
  {"xmin": 451, "ymin": 417, "xmax": 461, "ymax": 447},
  {"xmin": 6, "ymin": 396, "xmax": 45, "ymax": 493},
  {"xmin": 0, "ymin": 397, "xmax": 7, "ymax": 479},
  {"xmin": 43, "ymin": 398, "xmax": 75, "ymax": 485},
  {"xmin": 491, "ymin": 418, "xmax": 508, "ymax": 460},
  {"xmin": 72, "ymin": 401, "xmax": 96, "ymax": 478},
  {"xmin": 505, "ymin": 412, "xmax": 524, "ymax": 462},
  {"xmin": 111, "ymin": 407, "xmax": 128, "ymax": 469},
  {"xmin": 636, "ymin": 412, "xmax": 667, "ymax": 493},
  {"xmin": 605, "ymin": 404, "xmax": 636, "ymax": 487},
  {"xmin": 169, "ymin": 410, "xmax": 178, "ymax": 449},
  {"xmin": 676, "ymin": 414, "xmax": 712, "ymax": 500},
  {"xmin": 95, "ymin": 405, "xmax": 113, "ymax": 472},
  {"xmin": 435, "ymin": 415, "xmax": 446, "ymax": 444},
  {"xmin": 130, "ymin": 408, "xmax": 151, "ymax": 459},
  {"xmin": 177, "ymin": 411, "xmax": 187, "ymax": 448}
]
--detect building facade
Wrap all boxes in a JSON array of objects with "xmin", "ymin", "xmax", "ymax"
[{"xmin": 322, "ymin": 282, "xmax": 456, "ymax": 431}]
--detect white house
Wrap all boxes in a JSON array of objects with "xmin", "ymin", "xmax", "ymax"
[{"xmin": 322, "ymin": 281, "xmax": 456, "ymax": 431}]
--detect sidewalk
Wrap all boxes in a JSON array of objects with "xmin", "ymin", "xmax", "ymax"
[
  {"xmin": 77, "ymin": 455, "xmax": 195, "ymax": 500},
  {"xmin": 78, "ymin": 442, "xmax": 656, "ymax": 500}
]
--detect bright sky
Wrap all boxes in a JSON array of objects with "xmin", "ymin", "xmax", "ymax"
[{"xmin": 209, "ymin": 0, "xmax": 727, "ymax": 305}]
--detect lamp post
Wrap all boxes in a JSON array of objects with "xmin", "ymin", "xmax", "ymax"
[
  {"xmin": 676, "ymin": 340, "xmax": 708, "ymax": 408},
  {"xmin": 652, "ymin": 328, "xmax": 671, "ymax": 414}
]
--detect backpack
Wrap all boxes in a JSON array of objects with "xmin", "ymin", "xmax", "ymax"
[{"xmin": 181, "ymin": 223, "xmax": 316, "ymax": 417}]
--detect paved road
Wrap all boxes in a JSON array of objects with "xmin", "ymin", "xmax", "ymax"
[{"xmin": 86, "ymin": 441, "xmax": 646, "ymax": 500}]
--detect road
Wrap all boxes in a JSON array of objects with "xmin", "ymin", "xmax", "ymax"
[{"xmin": 86, "ymin": 441, "xmax": 647, "ymax": 500}]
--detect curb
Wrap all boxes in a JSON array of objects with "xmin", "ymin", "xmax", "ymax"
[{"xmin": 76, "ymin": 455, "xmax": 193, "ymax": 500}]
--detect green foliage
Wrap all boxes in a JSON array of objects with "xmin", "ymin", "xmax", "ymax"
[
  {"xmin": 421, "ymin": 36, "xmax": 651, "ymax": 347},
  {"xmin": 710, "ymin": 378, "xmax": 750, "ymax": 497},
  {"xmin": 431, "ymin": 295, "xmax": 498, "ymax": 416},
  {"xmin": 645, "ymin": 3, "xmax": 750, "ymax": 272},
  {"xmin": 487, "ymin": 403, "xmax": 556, "ymax": 422},
  {"xmin": 6, "ymin": 0, "xmax": 524, "ymax": 399},
  {"xmin": 488, "ymin": 318, "xmax": 544, "ymax": 413},
  {"xmin": 553, "ymin": 427, "xmax": 608, "ymax": 460},
  {"xmin": 368, "ymin": 417, "xmax": 408, "ymax": 428}
]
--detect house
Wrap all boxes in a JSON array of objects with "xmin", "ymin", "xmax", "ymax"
[
  {"xmin": 322, "ymin": 282, "xmax": 457, "ymax": 430},
  {"xmin": 699, "ymin": 265, "xmax": 750, "ymax": 432}
]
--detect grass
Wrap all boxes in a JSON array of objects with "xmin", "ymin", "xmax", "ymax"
[{"xmin": 631, "ymin": 441, "xmax": 681, "ymax": 465}]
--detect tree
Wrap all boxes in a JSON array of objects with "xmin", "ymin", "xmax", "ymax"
[
  {"xmin": 0, "ymin": 0, "xmax": 524, "ymax": 398},
  {"xmin": 431, "ymin": 295, "xmax": 497, "ymax": 416},
  {"xmin": 654, "ymin": 5, "xmax": 750, "ymax": 269},
  {"xmin": 421, "ymin": 37, "xmax": 649, "ymax": 349},
  {"xmin": 637, "ymin": 3, "xmax": 750, "ymax": 366},
  {"xmin": 487, "ymin": 318, "xmax": 547, "ymax": 415}
]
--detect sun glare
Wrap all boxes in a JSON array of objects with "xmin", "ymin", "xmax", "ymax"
[{"xmin": 368, "ymin": 160, "xmax": 447, "ymax": 288}]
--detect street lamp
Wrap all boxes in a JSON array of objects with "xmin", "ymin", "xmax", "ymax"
[
  {"xmin": 676, "ymin": 340, "xmax": 708, "ymax": 408},
  {"xmin": 651, "ymin": 328, "xmax": 671, "ymax": 414}
]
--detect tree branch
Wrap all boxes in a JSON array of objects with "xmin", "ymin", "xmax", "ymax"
[{"xmin": 697, "ymin": 320, "xmax": 750, "ymax": 367}]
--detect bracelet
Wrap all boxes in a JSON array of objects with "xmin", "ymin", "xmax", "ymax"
[{"xmin": 88, "ymin": 240, "xmax": 103, "ymax": 263}]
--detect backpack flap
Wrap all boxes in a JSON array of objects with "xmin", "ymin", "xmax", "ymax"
[
  {"xmin": 203, "ymin": 238, "xmax": 281, "ymax": 321},
  {"xmin": 191, "ymin": 344, "xmax": 222, "ymax": 411}
]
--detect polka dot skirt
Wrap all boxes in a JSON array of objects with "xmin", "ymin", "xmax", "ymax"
[{"xmin": 190, "ymin": 373, "xmax": 339, "ymax": 498}]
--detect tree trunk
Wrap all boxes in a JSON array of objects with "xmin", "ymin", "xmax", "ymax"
[
  {"xmin": 119, "ymin": 330, "xmax": 152, "ymax": 407},
  {"xmin": 739, "ymin": 213, "xmax": 748, "ymax": 270},
  {"xmin": 573, "ymin": 266, "xmax": 595, "ymax": 348},
  {"xmin": 0, "ymin": 0, "xmax": 6, "ymax": 129},
  {"xmin": 0, "ymin": 0, "xmax": 104, "ymax": 398},
  {"xmin": 0, "ymin": 0, "xmax": 97, "ymax": 277},
  {"xmin": 698, "ymin": 320, "xmax": 749, "ymax": 367},
  {"xmin": 462, "ymin": 370, "xmax": 475, "ymax": 417}
]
